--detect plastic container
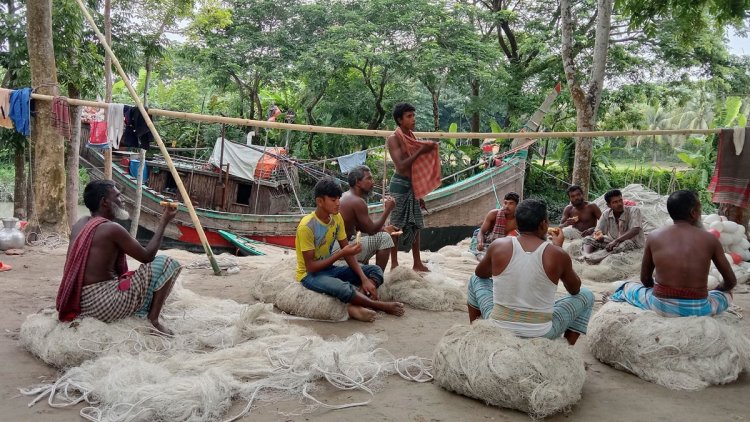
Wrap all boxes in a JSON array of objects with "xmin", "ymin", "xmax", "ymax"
[{"xmin": 129, "ymin": 159, "xmax": 149, "ymax": 181}]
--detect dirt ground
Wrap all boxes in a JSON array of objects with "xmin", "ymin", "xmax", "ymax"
[{"xmin": 1, "ymin": 246, "xmax": 749, "ymax": 421}]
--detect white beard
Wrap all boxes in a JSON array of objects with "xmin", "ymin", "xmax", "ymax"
[{"xmin": 113, "ymin": 203, "xmax": 130, "ymax": 220}]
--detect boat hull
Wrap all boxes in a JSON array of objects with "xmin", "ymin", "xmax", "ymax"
[{"xmin": 85, "ymin": 150, "xmax": 525, "ymax": 251}]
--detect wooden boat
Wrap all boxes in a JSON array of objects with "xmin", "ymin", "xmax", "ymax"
[
  {"xmin": 218, "ymin": 230, "xmax": 266, "ymax": 256},
  {"xmin": 79, "ymin": 84, "xmax": 557, "ymax": 251},
  {"xmin": 81, "ymin": 146, "xmax": 526, "ymax": 251}
]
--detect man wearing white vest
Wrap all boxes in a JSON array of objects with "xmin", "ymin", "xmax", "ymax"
[{"xmin": 466, "ymin": 198, "xmax": 594, "ymax": 345}]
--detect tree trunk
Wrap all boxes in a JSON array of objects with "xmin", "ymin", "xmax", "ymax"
[
  {"xmin": 65, "ymin": 84, "xmax": 82, "ymax": 229},
  {"xmin": 103, "ymin": 0, "xmax": 113, "ymax": 179},
  {"xmin": 27, "ymin": 0, "xmax": 68, "ymax": 234},
  {"xmin": 26, "ymin": 141, "xmax": 34, "ymax": 222},
  {"xmin": 143, "ymin": 56, "xmax": 152, "ymax": 106},
  {"xmin": 431, "ymin": 88, "xmax": 440, "ymax": 131},
  {"xmin": 13, "ymin": 141, "xmax": 25, "ymax": 218},
  {"xmin": 560, "ymin": 0, "xmax": 613, "ymax": 197},
  {"xmin": 571, "ymin": 109, "xmax": 595, "ymax": 195},
  {"xmin": 470, "ymin": 80, "xmax": 480, "ymax": 146}
]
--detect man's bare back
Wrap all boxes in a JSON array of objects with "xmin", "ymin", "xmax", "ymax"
[
  {"xmin": 339, "ymin": 192, "xmax": 363, "ymax": 238},
  {"xmin": 642, "ymin": 222, "xmax": 736, "ymax": 291},
  {"xmin": 69, "ymin": 217, "xmax": 127, "ymax": 286}
]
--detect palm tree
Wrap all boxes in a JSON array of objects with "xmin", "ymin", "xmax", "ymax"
[{"xmin": 631, "ymin": 102, "xmax": 675, "ymax": 163}]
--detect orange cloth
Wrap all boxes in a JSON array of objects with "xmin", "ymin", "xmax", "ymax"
[{"xmin": 394, "ymin": 127, "xmax": 441, "ymax": 199}]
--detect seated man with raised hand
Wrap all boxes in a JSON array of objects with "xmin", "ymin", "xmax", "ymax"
[
  {"xmin": 335, "ymin": 165, "xmax": 401, "ymax": 271},
  {"xmin": 469, "ymin": 192, "xmax": 520, "ymax": 259},
  {"xmin": 581, "ymin": 189, "xmax": 644, "ymax": 264},
  {"xmin": 560, "ymin": 184, "xmax": 601, "ymax": 239},
  {"xmin": 56, "ymin": 180, "xmax": 182, "ymax": 335},
  {"xmin": 296, "ymin": 177, "xmax": 405, "ymax": 322},
  {"xmin": 609, "ymin": 190, "xmax": 735, "ymax": 317},
  {"xmin": 466, "ymin": 199, "xmax": 594, "ymax": 345}
]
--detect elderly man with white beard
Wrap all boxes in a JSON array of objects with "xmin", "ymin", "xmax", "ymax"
[{"xmin": 56, "ymin": 180, "xmax": 181, "ymax": 335}]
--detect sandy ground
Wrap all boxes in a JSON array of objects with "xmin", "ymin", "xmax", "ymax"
[{"xmin": 1, "ymin": 245, "xmax": 750, "ymax": 422}]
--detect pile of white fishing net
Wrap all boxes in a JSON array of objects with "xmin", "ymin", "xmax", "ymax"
[
  {"xmin": 19, "ymin": 284, "xmax": 433, "ymax": 421},
  {"xmin": 588, "ymin": 301, "xmax": 750, "ymax": 390},
  {"xmin": 432, "ymin": 321, "xmax": 586, "ymax": 419}
]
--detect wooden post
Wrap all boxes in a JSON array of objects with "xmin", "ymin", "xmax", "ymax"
[
  {"xmin": 129, "ymin": 148, "xmax": 146, "ymax": 237},
  {"xmin": 74, "ymin": 0, "xmax": 222, "ymax": 275},
  {"xmin": 382, "ymin": 137, "xmax": 388, "ymax": 198}
]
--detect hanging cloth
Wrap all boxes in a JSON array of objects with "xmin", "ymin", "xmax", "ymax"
[
  {"xmin": 707, "ymin": 128, "xmax": 750, "ymax": 208},
  {"xmin": 733, "ymin": 126, "xmax": 746, "ymax": 156},
  {"xmin": 107, "ymin": 103, "xmax": 125, "ymax": 148},
  {"xmin": 0, "ymin": 88, "xmax": 13, "ymax": 129},
  {"xmin": 51, "ymin": 96, "xmax": 71, "ymax": 139},
  {"xmin": 121, "ymin": 105, "xmax": 154, "ymax": 150},
  {"xmin": 393, "ymin": 127, "xmax": 441, "ymax": 199},
  {"xmin": 337, "ymin": 150, "xmax": 368, "ymax": 173},
  {"xmin": 9, "ymin": 88, "xmax": 31, "ymax": 136},
  {"xmin": 88, "ymin": 121, "xmax": 109, "ymax": 148}
]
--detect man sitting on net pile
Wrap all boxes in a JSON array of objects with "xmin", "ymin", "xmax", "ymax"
[
  {"xmin": 581, "ymin": 189, "xmax": 644, "ymax": 264},
  {"xmin": 295, "ymin": 177, "xmax": 405, "ymax": 322},
  {"xmin": 334, "ymin": 165, "xmax": 401, "ymax": 271},
  {"xmin": 56, "ymin": 180, "xmax": 182, "ymax": 335},
  {"xmin": 559, "ymin": 185, "xmax": 601, "ymax": 240},
  {"xmin": 469, "ymin": 192, "xmax": 520, "ymax": 259},
  {"xmin": 466, "ymin": 199, "xmax": 594, "ymax": 345},
  {"xmin": 608, "ymin": 190, "xmax": 735, "ymax": 317}
]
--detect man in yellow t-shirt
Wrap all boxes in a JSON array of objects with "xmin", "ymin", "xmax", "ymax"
[{"xmin": 296, "ymin": 178, "xmax": 405, "ymax": 322}]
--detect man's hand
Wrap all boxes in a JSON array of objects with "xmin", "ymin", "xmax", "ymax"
[
  {"xmin": 360, "ymin": 278, "xmax": 379, "ymax": 300},
  {"xmin": 160, "ymin": 206, "xmax": 178, "ymax": 225},
  {"xmin": 548, "ymin": 228, "xmax": 564, "ymax": 247},
  {"xmin": 564, "ymin": 217, "xmax": 577, "ymax": 226},
  {"xmin": 384, "ymin": 225, "xmax": 400, "ymax": 234},
  {"xmin": 419, "ymin": 141, "xmax": 438, "ymax": 154},
  {"xmin": 383, "ymin": 195, "xmax": 396, "ymax": 212},
  {"xmin": 341, "ymin": 243, "xmax": 363, "ymax": 257},
  {"xmin": 581, "ymin": 227, "xmax": 595, "ymax": 237},
  {"xmin": 606, "ymin": 239, "xmax": 620, "ymax": 252},
  {"xmin": 476, "ymin": 242, "xmax": 485, "ymax": 252}
]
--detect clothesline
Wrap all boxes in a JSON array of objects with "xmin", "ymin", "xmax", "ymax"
[{"xmin": 28, "ymin": 93, "xmax": 725, "ymax": 140}]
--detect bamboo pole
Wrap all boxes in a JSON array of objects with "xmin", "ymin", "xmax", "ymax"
[
  {"xmin": 29, "ymin": 93, "xmax": 722, "ymax": 140},
  {"xmin": 382, "ymin": 137, "xmax": 388, "ymax": 198},
  {"xmin": 103, "ymin": 0, "xmax": 112, "ymax": 180},
  {"xmin": 74, "ymin": 0, "xmax": 221, "ymax": 276}
]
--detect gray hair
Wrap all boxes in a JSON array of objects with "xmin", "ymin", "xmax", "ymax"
[{"xmin": 347, "ymin": 165, "xmax": 371, "ymax": 187}]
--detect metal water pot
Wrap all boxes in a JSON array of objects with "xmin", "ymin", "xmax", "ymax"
[{"xmin": 0, "ymin": 218, "xmax": 25, "ymax": 250}]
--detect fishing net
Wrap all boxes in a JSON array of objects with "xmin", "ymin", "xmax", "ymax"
[
  {"xmin": 432, "ymin": 320, "xmax": 585, "ymax": 419},
  {"xmin": 379, "ymin": 267, "xmax": 466, "ymax": 312},
  {"xmin": 20, "ymin": 285, "xmax": 433, "ymax": 421},
  {"xmin": 588, "ymin": 301, "xmax": 750, "ymax": 390}
]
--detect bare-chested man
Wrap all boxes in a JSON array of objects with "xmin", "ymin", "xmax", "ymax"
[
  {"xmin": 560, "ymin": 185, "xmax": 601, "ymax": 238},
  {"xmin": 610, "ymin": 190, "xmax": 735, "ymax": 316},
  {"xmin": 470, "ymin": 192, "xmax": 519, "ymax": 259},
  {"xmin": 56, "ymin": 180, "xmax": 181, "ymax": 335},
  {"xmin": 387, "ymin": 102, "xmax": 441, "ymax": 272},
  {"xmin": 335, "ymin": 165, "xmax": 400, "ymax": 270}
]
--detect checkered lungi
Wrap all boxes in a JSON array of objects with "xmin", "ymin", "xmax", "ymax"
[
  {"xmin": 390, "ymin": 174, "xmax": 424, "ymax": 250},
  {"xmin": 582, "ymin": 235, "xmax": 640, "ymax": 253},
  {"xmin": 80, "ymin": 255, "xmax": 181, "ymax": 322},
  {"xmin": 332, "ymin": 231, "xmax": 395, "ymax": 263}
]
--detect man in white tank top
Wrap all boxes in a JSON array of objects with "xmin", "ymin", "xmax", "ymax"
[{"xmin": 466, "ymin": 199, "xmax": 594, "ymax": 345}]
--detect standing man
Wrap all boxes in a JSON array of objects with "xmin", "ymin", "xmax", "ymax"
[
  {"xmin": 296, "ymin": 177, "xmax": 405, "ymax": 322},
  {"xmin": 582, "ymin": 189, "xmax": 644, "ymax": 264},
  {"xmin": 337, "ymin": 165, "xmax": 401, "ymax": 271},
  {"xmin": 470, "ymin": 192, "xmax": 520, "ymax": 259},
  {"xmin": 57, "ymin": 180, "xmax": 182, "ymax": 335},
  {"xmin": 387, "ymin": 103, "xmax": 441, "ymax": 272},
  {"xmin": 560, "ymin": 185, "xmax": 602, "ymax": 239}
]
